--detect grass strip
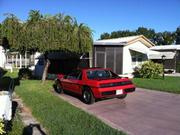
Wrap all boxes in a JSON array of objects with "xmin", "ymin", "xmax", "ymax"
[{"xmin": 133, "ymin": 76, "xmax": 180, "ymax": 94}]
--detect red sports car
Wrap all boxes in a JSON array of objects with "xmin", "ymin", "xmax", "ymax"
[{"xmin": 55, "ymin": 68, "xmax": 135, "ymax": 104}]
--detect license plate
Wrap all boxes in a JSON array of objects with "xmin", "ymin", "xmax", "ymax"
[{"xmin": 116, "ymin": 89, "xmax": 123, "ymax": 95}]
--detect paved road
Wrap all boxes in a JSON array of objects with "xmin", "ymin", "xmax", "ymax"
[{"xmin": 55, "ymin": 88, "xmax": 180, "ymax": 135}]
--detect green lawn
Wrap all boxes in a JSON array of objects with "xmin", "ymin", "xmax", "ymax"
[
  {"xmin": 8, "ymin": 113, "xmax": 24, "ymax": 135},
  {"xmin": 133, "ymin": 76, "xmax": 180, "ymax": 94},
  {"xmin": 14, "ymin": 80, "xmax": 125, "ymax": 135},
  {"xmin": 4, "ymin": 69, "xmax": 19, "ymax": 78}
]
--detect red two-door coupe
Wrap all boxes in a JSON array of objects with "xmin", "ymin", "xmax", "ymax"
[{"xmin": 55, "ymin": 68, "xmax": 135, "ymax": 104}]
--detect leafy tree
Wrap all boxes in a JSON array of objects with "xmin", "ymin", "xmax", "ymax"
[
  {"xmin": 0, "ymin": 23, "xmax": 2, "ymax": 39},
  {"xmin": 99, "ymin": 26, "xmax": 178, "ymax": 46},
  {"xmin": 175, "ymin": 26, "xmax": 180, "ymax": 44},
  {"xmin": 1, "ymin": 13, "xmax": 22, "ymax": 51},
  {"xmin": 1, "ymin": 10, "xmax": 93, "ymax": 82},
  {"xmin": 110, "ymin": 30, "xmax": 135, "ymax": 38},
  {"xmin": 153, "ymin": 32, "xmax": 164, "ymax": 45},
  {"xmin": 100, "ymin": 32, "xmax": 110, "ymax": 39},
  {"xmin": 27, "ymin": 10, "xmax": 42, "ymax": 23},
  {"xmin": 136, "ymin": 27, "xmax": 155, "ymax": 40},
  {"xmin": 162, "ymin": 31, "xmax": 175, "ymax": 45}
]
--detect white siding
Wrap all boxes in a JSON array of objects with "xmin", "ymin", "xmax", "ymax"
[
  {"xmin": 0, "ymin": 46, "xmax": 6, "ymax": 68},
  {"xmin": 122, "ymin": 41, "xmax": 149, "ymax": 74}
]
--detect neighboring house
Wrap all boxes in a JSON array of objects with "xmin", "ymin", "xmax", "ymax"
[
  {"xmin": 0, "ymin": 46, "xmax": 6, "ymax": 68},
  {"xmin": 93, "ymin": 35, "xmax": 179, "ymax": 75},
  {"xmin": 150, "ymin": 45, "xmax": 180, "ymax": 73},
  {"xmin": 6, "ymin": 51, "xmax": 36, "ymax": 68}
]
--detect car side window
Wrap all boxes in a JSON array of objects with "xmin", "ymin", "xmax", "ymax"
[{"xmin": 67, "ymin": 70, "xmax": 82, "ymax": 80}]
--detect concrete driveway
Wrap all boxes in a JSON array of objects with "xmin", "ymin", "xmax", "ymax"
[{"xmin": 54, "ymin": 88, "xmax": 180, "ymax": 135}]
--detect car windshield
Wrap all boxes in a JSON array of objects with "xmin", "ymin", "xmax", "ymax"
[{"xmin": 87, "ymin": 69, "xmax": 119, "ymax": 80}]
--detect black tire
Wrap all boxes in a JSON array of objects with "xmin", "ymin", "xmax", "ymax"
[
  {"xmin": 54, "ymin": 80, "xmax": 63, "ymax": 94},
  {"xmin": 82, "ymin": 87, "xmax": 95, "ymax": 104},
  {"xmin": 117, "ymin": 94, "xmax": 127, "ymax": 99}
]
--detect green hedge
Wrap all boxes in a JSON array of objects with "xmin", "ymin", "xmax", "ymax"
[{"xmin": 133, "ymin": 61, "xmax": 163, "ymax": 79}]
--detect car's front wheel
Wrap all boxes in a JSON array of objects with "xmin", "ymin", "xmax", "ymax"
[{"xmin": 82, "ymin": 87, "xmax": 95, "ymax": 104}]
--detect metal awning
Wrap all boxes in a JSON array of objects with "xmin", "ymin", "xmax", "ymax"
[{"xmin": 148, "ymin": 51, "xmax": 175, "ymax": 59}]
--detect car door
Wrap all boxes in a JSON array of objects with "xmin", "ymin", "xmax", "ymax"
[{"xmin": 62, "ymin": 70, "xmax": 82, "ymax": 94}]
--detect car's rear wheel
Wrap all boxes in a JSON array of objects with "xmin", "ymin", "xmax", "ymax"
[
  {"xmin": 55, "ymin": 80, "xmax": 63, "ymax": 94},
  {"xmin": 117, "ymin": 94, "xmax": 127, "ymax": 99},
  {"xmin": 83, "ymin": 87, "xmax": 95, "ymax": 104}
]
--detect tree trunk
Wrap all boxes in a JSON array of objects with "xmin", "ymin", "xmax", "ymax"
[
  {"xmin": 41, "ymin": 59, "xmax": 50, "ymax": 83},
  {"xmin": 25, "ymin": 51, "xmax": 27, "ymax": 68}
]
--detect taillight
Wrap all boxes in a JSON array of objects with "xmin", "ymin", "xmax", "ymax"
[{"xmin": 100, "ymin": 81, "xmax": 132, "ymax": 88}]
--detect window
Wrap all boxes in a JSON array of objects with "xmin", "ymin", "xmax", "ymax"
[
  {"xmin": 137, "ymin": 57, "xmax": 142, "ymax": 62},
  {"xmin": 132, "ymin": 57, "xmax": 136, "ymax": 65},
  {"xmin": 87, "ymin": 69, "xmax": 118, "ymax": 80},
  {"xmin": 67, "ymin": 70, "xmax": 82, "ymax": 80}
]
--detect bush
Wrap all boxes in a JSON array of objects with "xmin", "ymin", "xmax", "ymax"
[
  {"xmin": 133, "ymin": 61, "xmax": 163, "ymax": 78},
  {"xmin": 0, "ymin": 119, "xmax": 5, "ymax": 135},
  {"xmin": 18, "ymin": 68, "xmax": 32, "ymax": 80}
]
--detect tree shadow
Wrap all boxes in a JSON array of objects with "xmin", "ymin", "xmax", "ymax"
[
  {"xmin": 0, "ymin": 76, "xmax": 20, "ymax": 92},
  {"xmin": 13, "ymin": 77, "xmax": 20, "ymax": 91},
  {"xmin": 22, "ymin": 124, "xmax": 46, "ymax": 135},
  {"xmin": 0, "ymin": 76, "xmax": 13, "ymax": 91},
  {"xmin": 0, "ymin": 67, "xmax": 7, "ymax": 78}
]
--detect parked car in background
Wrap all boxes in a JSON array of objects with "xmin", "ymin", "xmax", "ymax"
[{"xmin": 55, "ymin": 68, "xmax": 135, "ymax": 104}]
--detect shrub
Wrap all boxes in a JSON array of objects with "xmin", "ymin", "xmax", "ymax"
[
  {"xmin": 133, "ymin": 66, "xmax": 141, "ymax": 78},
  {"xmin": 133, "ymin": 61, "xmax": 163, "ymax": 78},
  {"xmin": 18, "ymin": 68, "xmax": 32, "ymax": 80},
  {"xmin": 0, "ymin": 119, "xmax": 5, "ymax": 135}
]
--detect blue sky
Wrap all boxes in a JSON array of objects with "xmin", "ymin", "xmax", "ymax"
[{"xmin": 1, "ymin": 0, "xmax": 180, "ymax": 40}]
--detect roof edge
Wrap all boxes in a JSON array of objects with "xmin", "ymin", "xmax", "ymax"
[{"xmin": 127, "ymin": 35, "xmax": 155, "ymax": 47}]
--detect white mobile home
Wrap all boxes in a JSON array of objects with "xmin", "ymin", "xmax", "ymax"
[
  {"xmin": 93, "ymin": 35, "xmax": 154, "ymax": 75},
  {"xmin": 93, "ymin": 35, "xmax": 179, "ymax": 75}
]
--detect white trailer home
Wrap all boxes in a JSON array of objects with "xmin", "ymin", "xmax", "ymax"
[
  {"xmin": 93, "ymin": 35, "xmax": 155, "ymax": 75},
  {"xmin": 93, "ymin": 35, "xmax": 178, "ymax": 76}
]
